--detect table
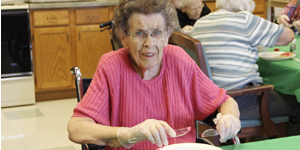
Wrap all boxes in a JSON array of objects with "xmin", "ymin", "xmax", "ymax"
[
  {"xmin": 256, "ymin": 35, "xmax": 300, "ymax": 102},
  {"xmin": 220, "ymin": 135, "xmax": 300, "ymax": 150}
]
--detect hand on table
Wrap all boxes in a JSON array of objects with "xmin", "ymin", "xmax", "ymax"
[
  {"xmin": 213, "ymin": 113, "xmax": 241, "ymax": 143},
  {"xmin": 117, "ymin": 119, "xmax": 176, "ymax": 148},
  {"xmin": 277, "ymin": 15, "xmax": 293, "ymax": 28},
  {"xmin": 181, "ymin": 25, "xmax": 193, "ymax": 35}
]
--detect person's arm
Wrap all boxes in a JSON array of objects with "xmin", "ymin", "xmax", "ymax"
[
  {"xmin": 67, "ymin": 117, "xmax": 121, "ymax": 148},
  {"xmin": 68, "ymin": 117, "xmax": 176, "ymax": 148},
  {"xmin": 214, "ymin": 97, "xmax": 241, "ymax": 143},
  {"xmin": 275, "ymin": 27, "xmax": 294, "ymax": 46},
  {"xmin": 218, "ymin": 97, "xmax": 239, "ymax": 119}
]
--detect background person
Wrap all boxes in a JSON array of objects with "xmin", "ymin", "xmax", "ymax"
[
  {"xmin": 67, "ymin": 0, "xmax": 241, "ymax": 149},
  {"xmin": 191, "ymin": 0, "xmax": 300, "ymax": 136},
  {"xmin": 177, "ymin": 0, "xmax": 211, "ymax": 35},
  {"xmin": 276, "ymin": 0, "xmax": 300, "ymax": 35}
]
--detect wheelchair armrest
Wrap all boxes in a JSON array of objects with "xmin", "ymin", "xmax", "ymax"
[
  {"xmin": 226, "ymin": 84, "xmax": 274, "ymax": 97},
  {"xmin": 84, "ymin": 144, "xmax": 106, "ymax": 150},
  {"xmin": 227, "ymin": 84, "xmax": 277, "ymax": 137}
]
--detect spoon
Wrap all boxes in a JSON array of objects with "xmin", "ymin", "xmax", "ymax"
[
  {"xmin": 202, "ymin": 129, "xmax": 240, "ymax": 145},
  {"xmin": 169, "ymin": 126, "xmax": 191, "ymax": 138},
  {"xmin": 128, "ymin": 126, "xmax": 191, "ymax": 144}
]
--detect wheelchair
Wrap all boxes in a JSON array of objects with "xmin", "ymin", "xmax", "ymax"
[
  {"xmin": 70, "ymin": 66, "xmax": 104, "ymax": 150},
  {"xmin": 70, "ymin": 65, "xmax": 240, "ymax": 149}
]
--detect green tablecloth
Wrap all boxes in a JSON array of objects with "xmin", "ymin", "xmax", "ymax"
[
  {"xmin": 257, "ymin": 35, "xmax": 300, "ymax": 102},
  {"xmin": 220, "ymin": 135, "xmax": 300, "ymax": 150}
]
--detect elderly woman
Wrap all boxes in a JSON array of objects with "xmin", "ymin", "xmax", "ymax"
[
  {"xmin": 177, "ymin": 0, "xmax": 211, "ymax": 34},
  {"xmin": 67, "ymin": 0, "xmax": 240, "ymax": 149},
  {"xmin": 191, "ymin": 0, "xmax": 300, "ymax": 136}
]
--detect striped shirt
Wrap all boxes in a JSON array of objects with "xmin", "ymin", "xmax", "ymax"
[
  {"xmin": 72, "ymin": 45, "xmax": 229, "ymax": 150},
  {"xmin": 191, "ymin": 9, "xmax": 285, "ymax": 90}
]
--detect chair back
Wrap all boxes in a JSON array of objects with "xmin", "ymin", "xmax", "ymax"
[
  {"xmin": 168, "ymin": 31, "xmax": 212, "ymax": 80},
  {"xmin": 172, "ymin": 32, "xmax": 286, "ymax": 145},
  {"xmin": 168, "ymin": 32, "xmax": 219, "ymax": 143}
]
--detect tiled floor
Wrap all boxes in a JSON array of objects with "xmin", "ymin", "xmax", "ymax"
[{"xmin": 1, "ymin": 98, "xmax": 82, "ymax": 150}]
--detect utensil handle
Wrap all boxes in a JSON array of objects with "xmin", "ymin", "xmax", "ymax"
[{"xmin": 233, "ymin": 135, "xmax": 240, "ymax": 145}]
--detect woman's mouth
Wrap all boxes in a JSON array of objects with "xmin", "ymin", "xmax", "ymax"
[{"xmin": 142, "ymin": 53, "xmax": 155, "ymax": 57}]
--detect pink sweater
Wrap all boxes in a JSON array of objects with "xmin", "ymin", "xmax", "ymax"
[{"xmin": 72, "ymin": 45, "xmax": 229, "ymax": 150}]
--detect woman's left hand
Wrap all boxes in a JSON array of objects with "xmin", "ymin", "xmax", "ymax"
[{"xmin": 213, "ymin": 113, "xmax": 241, "ymax": 143}]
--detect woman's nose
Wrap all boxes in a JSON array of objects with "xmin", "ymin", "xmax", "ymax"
[
  {"xmin": 144, "ymin": 35, "xmax": 155, "ymax": 47},
  {"xmin": 197, "ymin": 9, "xmax": 201, "ymax": 15}
]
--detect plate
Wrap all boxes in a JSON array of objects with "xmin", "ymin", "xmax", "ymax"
[
  {"xmin": 259, "ymin": 52, "xmax": 296, "ymax": 61},
  {"xmin": 158, "ymin": 143, "xmax": 222, "ymax": 150},
  {"xmin": 257, "ymin": 46, "xmax": 269, "ymax": 52}
]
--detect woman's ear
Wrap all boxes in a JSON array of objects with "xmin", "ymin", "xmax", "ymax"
[
  {"xmin": 164, "ymin": 33, "xmax": 170, "ymax": 47},
  {"xmin": 120, "ymin": 35, "xmax": 129, "ymax": 49},
  {"xmin": 164, "ymin": 38, "xmax": 169, "ymax": 47}
]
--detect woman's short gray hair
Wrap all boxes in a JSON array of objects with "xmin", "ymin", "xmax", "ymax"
[
  {"xmin": 112, "ymin": 0, "xmax": 178, "ymax": 38},
  {"xmin": 177, "ymin": 0, "xmax": 201, "ymax": 9},
  {"xmin": 216, "ymin": 0, "xmax": 255, "ymax": 12}
]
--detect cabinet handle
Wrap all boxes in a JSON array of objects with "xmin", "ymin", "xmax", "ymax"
[
  {"xmin": 47, "ymin": 16, "xmax": 57, "ymax": 20},
  {"xmin": 88, "ymin": 15, "xmax": 98, "ymax": 18},
  {"xmin": 78, "ymin": 32, "xmax": 81, "ymax": 41},
  {"xmin": 67, "ymin": 33, "xmax": 69, "ymax": 42}
]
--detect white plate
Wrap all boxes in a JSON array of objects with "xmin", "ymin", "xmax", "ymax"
[
  {"xmin": 259, "ymin": 52, "xmax": 296, "ymax": 61},
  {"xmin": 158, "ymin": 143, "xmax": 222, "ymax": 150},
  {"xmin": 257, "ymin": 46, "xmax": 269, "ymax": 52}
]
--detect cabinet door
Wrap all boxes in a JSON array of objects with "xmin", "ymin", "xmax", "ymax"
[
  {"xmin": 33, "ymin": 27, "xmax": 73, "ymax": 90},
  {"xmin": 76, "ymin": 25, "xmax": 113, "ymax": 78},
  {"xmin": 253, "ymin": 0, "xmax": 266, "ymax": 19},
  {"xmin": 205, "ymin": 1, "xmax": 218, "ymax": 12}
]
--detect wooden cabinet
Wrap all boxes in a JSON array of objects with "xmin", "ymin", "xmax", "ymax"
[
  {"xmin": 75, "ymin": 28, "xmax": 112, "ymax": 78},
  {"xmin": 253, "ymin": 0, "xmax": 267, "ymax": 18},
  {"xmin": 30, "ymin": 7, "xmax": 114, "ymax": 101},
  {"xmin": 75, "ymin": 8, "xmax": 112, "ymax": 78},
  {"xmin": 31, "ymin": 9, "xmax": 74, "ymax": 95},
  {"xmin": 204, "ymin": 0, "xmax": 267, "ymax": 19},
  {"xmin": 33, "ymin": 27, "xmax": 73, "ymax": 90},
  {"xmin": 205, "ymin": 1, "xmax": 218, "ymax": 12},
  {"xmin": 32, "ymin": 9, "xmax": 70, "ymax": 26}
]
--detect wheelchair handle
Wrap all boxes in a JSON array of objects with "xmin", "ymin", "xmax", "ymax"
[{"xmin": 100, "ymin": 21, "xmax": 113, "ymax": 28}]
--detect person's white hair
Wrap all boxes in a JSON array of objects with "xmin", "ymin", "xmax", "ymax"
[
  {"xmin": 177, "ymin": 0, "xmax": 202, "ymax": 9},
  {"xmin": 216, "ymin": 0, "xmax": 255, "ymax": 12}
]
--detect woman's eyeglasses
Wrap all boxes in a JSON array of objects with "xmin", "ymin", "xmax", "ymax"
[
  {"xmin": 127, "ymin": 30, "xmax": 168, "ymax": 41},
  {"xmin": 191, "ymin": 3, "xmax": 205, "ymax": 12}
]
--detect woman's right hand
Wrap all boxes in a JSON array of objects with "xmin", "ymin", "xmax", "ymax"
[
  {"xmin": 277, "ymin": 15, "xmax": 292, "ymax": 28},
  {"xmin": 181, "ymin": 25, "xmax": 193, "ymax": 35},
  {"xmin": 116, "ymin": 119, "xmax": 176, "ymax": 148}
]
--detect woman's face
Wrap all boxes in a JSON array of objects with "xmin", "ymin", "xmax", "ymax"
[
  {"xmin": 182, "ymin": 0, "xmax": 204, "ymax": 20},
  {"xmin": 121, "ymin": 12, "xmax": 168, "ymax": 71}
]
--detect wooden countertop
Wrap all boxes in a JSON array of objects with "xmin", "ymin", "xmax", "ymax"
[
  {"xmin": 27, "ymin": 0, "xmax": 216, "ymax": 9},
  {"xmin": 28, "ymin": 0, "xmax": 118, "ymax": 9}
]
